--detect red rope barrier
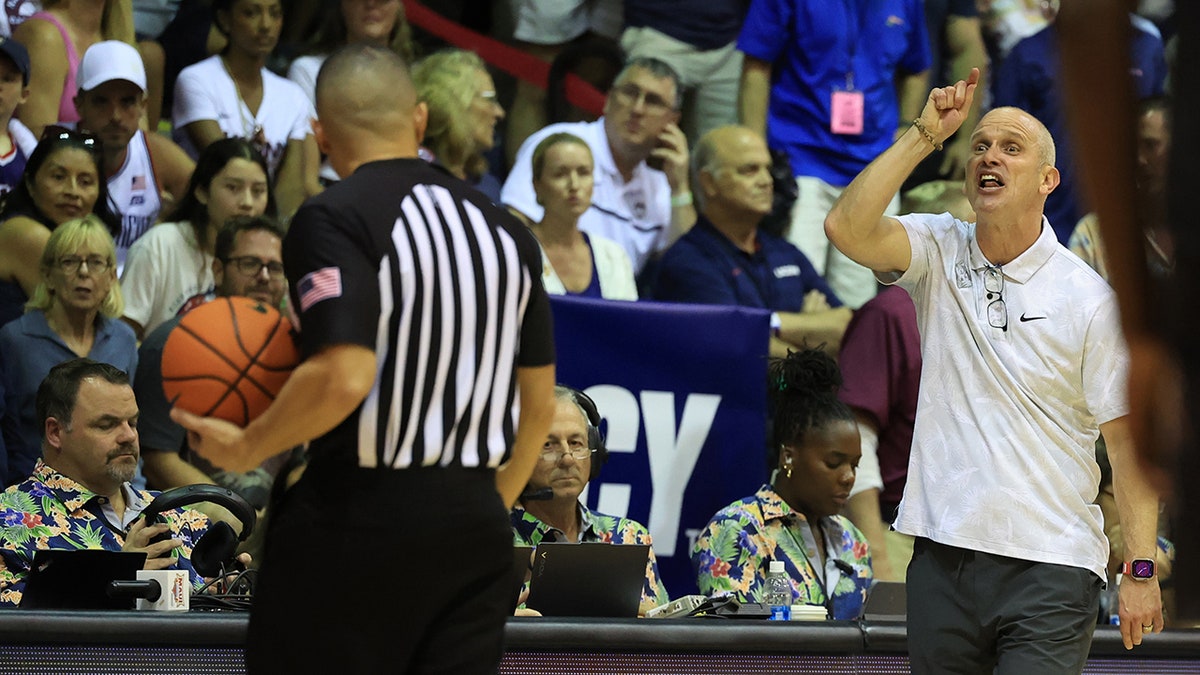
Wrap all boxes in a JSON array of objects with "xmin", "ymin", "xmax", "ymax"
[{"xmin": 402, "ymin": 0, "xmax": 607, "ymax": 117}]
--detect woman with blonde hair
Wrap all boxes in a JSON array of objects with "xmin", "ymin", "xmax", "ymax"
[
  {"xmin": 0, "ymin": 214, "xmax": 137, "ymax": 486},
  {"xmin": 411, "ymin": 49, "xmax": 505, "ymax": 200},
  {"xmin": 528, "ymin": 132, "xmax": 636, "ymax": 300}
]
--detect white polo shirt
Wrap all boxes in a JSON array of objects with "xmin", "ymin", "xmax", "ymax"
[
  {"xmin": 500, "ymin": 117, "xmax": 672, "ymax": 273},
  {"xmin": 886, "ymin": 212, "xmax": 1128, "ymax": 581}
]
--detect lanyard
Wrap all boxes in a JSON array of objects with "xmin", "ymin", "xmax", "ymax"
[{"xmin": 843, "ymin": 0, "xmax": 865, "ymax": 90}]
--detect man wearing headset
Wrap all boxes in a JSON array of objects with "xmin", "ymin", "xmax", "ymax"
[
  {"xmin": 0, "ymin": 359, "xmax": 217, "ymax": 606},
  {"xmin": 512, "ymin": 385, "xmax": 670, "ymax": 616}
]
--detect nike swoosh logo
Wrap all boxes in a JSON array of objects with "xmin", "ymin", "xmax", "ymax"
[{"xmin": 1019, "ymin": 314, "xmax": 1047, "ymax": 322}]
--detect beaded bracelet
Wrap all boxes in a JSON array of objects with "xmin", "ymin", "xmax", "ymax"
[{"xmin": 912, "ymin": 118, "xmax": 943, "ymax": 151}]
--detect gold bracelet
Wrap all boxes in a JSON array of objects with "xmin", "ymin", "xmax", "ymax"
[{"xmin": 912, "ymin": 118, "xmax": 943, "ymax": 151}]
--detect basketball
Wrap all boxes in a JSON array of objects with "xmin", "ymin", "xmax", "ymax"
[{"xmin": 162, "ymin": 297, "xmax": 300, "ymax": 427}]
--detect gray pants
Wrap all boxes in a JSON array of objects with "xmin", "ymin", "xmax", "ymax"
[{"xmin": 907, "ymin": 538, "xmax": 1101, "ymax": 675}]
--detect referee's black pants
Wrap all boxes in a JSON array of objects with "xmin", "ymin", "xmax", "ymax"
[
  {"xmin": 906, "ymin": 538, "xmax": 1102, "ymax": 675},
  {"xmin": 246, "ymin": 463, "xmax": 512, "ymax": 675}
]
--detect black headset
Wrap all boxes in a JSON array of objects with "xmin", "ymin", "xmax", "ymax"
[
  {"xmin": 569, "ymin": 387, "xmax": 608, "ymax": 480},
  {"xmin": 141, "ymin": 484, "xmax": 257, "ymax": 578}
]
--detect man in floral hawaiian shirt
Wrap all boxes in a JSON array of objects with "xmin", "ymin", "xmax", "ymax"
[
  {"xmin": 0, "ymin": 359, "xmax": 211, "ymax": 607},
  {"xmin": 511, "ymin": 386, "xmax": 669, "ymax": 616}
]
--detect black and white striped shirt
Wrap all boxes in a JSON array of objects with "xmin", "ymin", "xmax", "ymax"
[{"xmin": 284, "ymin": 159, "xmax": 554, "ymax": 470}]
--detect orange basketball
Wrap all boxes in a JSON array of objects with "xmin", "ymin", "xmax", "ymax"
[{"xmin": 162, "ymin": 297, "xmax": 301, "ymax": 427}]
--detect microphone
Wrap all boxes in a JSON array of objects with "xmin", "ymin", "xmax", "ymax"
[
  {"xmin": 519, "ymin": 487, "xmax": 554, "ymax": 501},
  {"xmin": 113, "ymin": 571, "xmax": 191, "ymax": 611},
  {"xmin": 108, "ymin": 579, "xmax": 161, "ymax": 602}
]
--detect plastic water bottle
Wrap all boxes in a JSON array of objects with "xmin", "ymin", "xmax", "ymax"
[{"xmin": 765, "ymin": 560, "xmax": 792, "ymax": 621}]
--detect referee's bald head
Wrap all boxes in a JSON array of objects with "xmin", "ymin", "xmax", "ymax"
[
  {"xmin": 314, "ymin": 44, "xmax": 426, "ymax": 173},
  {"xmin": 315, "ymin": 43, "xmax": 419, "ymax": 138}
]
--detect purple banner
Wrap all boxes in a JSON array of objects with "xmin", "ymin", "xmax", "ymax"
[{"xmin": 550, "ymin": 296, "xmax": 770, "ymax": 597}]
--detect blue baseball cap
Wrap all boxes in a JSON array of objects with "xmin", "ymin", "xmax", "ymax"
[{"xmin": 0, "ymin": 37, "xmax": 29, "ymax": 86}]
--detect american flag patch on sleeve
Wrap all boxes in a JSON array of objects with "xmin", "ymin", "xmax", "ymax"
[{"xmin": 297, "ymin": 267, "xmax": 343, "ymax": 312}]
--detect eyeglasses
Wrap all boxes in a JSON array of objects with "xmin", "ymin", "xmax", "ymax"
[
  {"xmin": 41, "ymin": 125, "xmax": 100, "ymax": 150},
  {"xmin": 984, "ymin": 266, "xmax": 1007, "ymax": 332},
  {"xmin": 475, "ymin": 90, "xmax": 502, "ymax": 109},
  {"xmin": 224, "ymin": 256, "xmax": 285, "ymax": 279},
  {"xmin": 611, "ymin": 83, "xmax": 673, "ymax": 114},
  {"xmin": 539, "ymin": 440, "xmax": 591, "ymax": 463},
  {"xmin": 57, "ymin": 255, "xmax": 111, "ymax": 274}
]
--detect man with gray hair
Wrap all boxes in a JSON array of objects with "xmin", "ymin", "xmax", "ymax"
[
  {"xmin": 648, "ymin": 125, "xmax": 850, "ymax": 357},
  {"xmin": 512, "ymin": 385, "xmax": 669, "ymax": 616},
  {"xmin": 502, "ymin": 56, "xmax": 696, "ymax": 274}
]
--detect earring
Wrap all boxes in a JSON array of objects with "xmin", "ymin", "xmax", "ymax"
[{"xmin": 785, "ymin": 465, "xmax": 792, "ymax": 479}]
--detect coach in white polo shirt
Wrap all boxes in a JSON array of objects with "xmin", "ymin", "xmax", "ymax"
[
  {"xmin": 74, "ymin": 41, "xmax": 194, "ymax": 269},
  {"xmin": 825, "ymin": 69, "xmax": 1164, "ymax": 671},
  {"xmin": 501, "ymin": 57, "xmax": 696, "ymax": 274}
]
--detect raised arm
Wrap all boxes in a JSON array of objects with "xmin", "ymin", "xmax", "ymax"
[
  {"xmin": 653, "ymin": 122, "xmax": 697, "ymax": 244},
  {"xmin": 825, "ymin": 68, "xmax": 979, "ymax": 274}
]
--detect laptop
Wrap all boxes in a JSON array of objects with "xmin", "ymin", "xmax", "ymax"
[
  {"xmin": 524, "ymin": 542, "xmax": 649, "ymax": 618},
  {"xmin": 861, "ymin": 580, "xmax": 907, "ymax": 622},
  {"xmin": 509, "ymin": 546, "xmax": 534, "ymax": 612},
  {"xmin": 20, "ymin": 549, "xmax": 147, "ymax": 610}
]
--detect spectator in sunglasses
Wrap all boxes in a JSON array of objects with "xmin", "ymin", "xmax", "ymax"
[{"xmin": 0, "ymin": 127, "xmax": 119, "ymax": 331}]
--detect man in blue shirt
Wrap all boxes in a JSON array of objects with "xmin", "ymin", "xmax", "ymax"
[
  {"xmin": 738, "ymin": 0, "xmax": 931, "ymax": 310},
  {"xmin": 648, "ymin": 126, "xmax": 851, "ymax": 357}
]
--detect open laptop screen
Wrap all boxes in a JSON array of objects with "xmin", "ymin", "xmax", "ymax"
[
  {"xmin": 20, "ymin": 550, "xmax": 146, "ymax": 610},
  {"xmin": 524, "ymin": 542, "xmax": 649, "ymax": 618}
]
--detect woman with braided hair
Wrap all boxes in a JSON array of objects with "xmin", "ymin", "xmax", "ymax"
[{"xmin": 692, "ymin": 348, "xmax": 874, "ymax": 619}]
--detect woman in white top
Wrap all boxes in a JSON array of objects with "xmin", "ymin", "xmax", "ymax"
[
  {"xmin": 120, "ymin": 137, "xmax": 274, "ymax": 339},
  {"xmin": 286, "ymin": 0, "xmax": 413, "ymax": 184},
  {"xmin": 529, "ymin": 132, "xmax": 637, "ymax": 301},
  {"xmin": 171, "ymin": 0, "xmax": 314, "ymax": 217}
]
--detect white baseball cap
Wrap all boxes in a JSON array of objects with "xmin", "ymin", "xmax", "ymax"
[{"xmin": 77, "ymin": 41, "xmax": 147, "ymax": 93}]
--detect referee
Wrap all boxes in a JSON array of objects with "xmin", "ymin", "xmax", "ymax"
[{"xmin": 172, "ymin": 44, "xmax": 557, "ymax": 674}]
